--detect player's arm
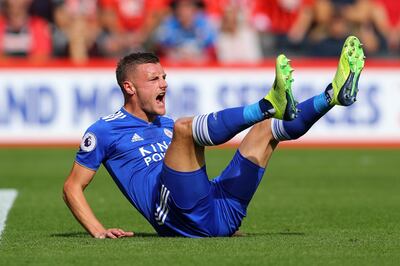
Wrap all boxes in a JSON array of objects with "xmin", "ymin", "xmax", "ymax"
[{"xmin": 62, "ymin": 162, "xmax": 134, "ymax": 239}]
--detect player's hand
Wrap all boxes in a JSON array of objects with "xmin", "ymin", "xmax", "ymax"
[{"xmin": 95, "ymin": 228, "xmax": 134, "ymax": 239}]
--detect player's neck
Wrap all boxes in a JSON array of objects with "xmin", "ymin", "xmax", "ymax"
[{"xmin": 123, "ymin": 104, "xmax": 157, "ymax": 123}]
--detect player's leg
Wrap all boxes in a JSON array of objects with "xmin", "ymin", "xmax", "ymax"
[
  {"xmin": 238, "ymin": 119, "xmax": 278, "ymax": 168},
  {"xmin": 164, "ymin": 53, "xmax": 298, "ymax": 172},
  {"xmin": 162, "ymin": 54, "xmax": 298, "ymax": 209},
  {"xmin": 272, "ymin": 35, "xmax": 365, "ymax": 141},
  {"xmin": 163, "ymin": 117, "xmax": 205, "ymax": 172},
  {"xmin": 215, "ymin": 35, "xmax": 365, "ymax": 203},
  {"xmin": 207, "ymin": 55, "xmax": 299, "ymax": 204},
  {"xmin": 211, "ymin": 119, "xmax": 277, "ymax": 206},
  {"xmin": 190, "ymin": 54, "xmax": 297, "ymax": 147},
  {"xmin": 163, "ymin": 35, "xmax": 365, "ymax": 213},
  {"xmin": 161, "ymin": 117, "xmax": 210, "ymax": 210},
  {"xmin": 212, "ymin": 61, "xmax": 295, "ymax": 201},
  {"xmin": 160, "ymin": 115, "xmax": 275, "ymax": 212}
]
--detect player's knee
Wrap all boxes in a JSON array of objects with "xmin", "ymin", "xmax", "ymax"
[{"xmin": 173, "ymin": 118, "xmax": 193, "ymax": 140}]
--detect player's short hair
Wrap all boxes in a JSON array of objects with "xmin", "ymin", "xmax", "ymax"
[{"xmin": 116, "ymin": 52, "xmax": 160, "ymax": 90}]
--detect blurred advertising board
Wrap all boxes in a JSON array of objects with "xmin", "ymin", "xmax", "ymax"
[{"xmin": 0, "ymin": 61, "xmax": 399, "ymax": 146}]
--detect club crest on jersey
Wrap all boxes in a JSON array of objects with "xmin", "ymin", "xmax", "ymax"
[
  {"xmin": 131, "ymin": 133, "xmax": 144, "ymax": 142},
  {"xmin": 80, "ymin": 132, "xmax": 96, "ymax": 152},
  {"xmin": 164, "ymin": 128, "xmax": 173, "ymax": 138}
]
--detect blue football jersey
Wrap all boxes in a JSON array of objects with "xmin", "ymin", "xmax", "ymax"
[
  {"xmin": 76, "ymin": 108, "xmax": 174, "ymax": 227},
  {"xmin": 75, "ymin": 108, "xmax": 262, "ymax": 238}
]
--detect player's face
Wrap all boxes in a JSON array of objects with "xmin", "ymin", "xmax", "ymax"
[{"xmin": 132, "ymin": 63, "xmax": 168, "ymax": 119}]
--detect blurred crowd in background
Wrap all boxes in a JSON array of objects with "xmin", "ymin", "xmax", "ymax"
[{"xmin": 0, "ymin": 0, "xmax": 398, "ymax": 64}]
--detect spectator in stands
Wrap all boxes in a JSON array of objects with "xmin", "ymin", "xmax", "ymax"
[
  {"xmin": 50, "ymin": 0, "xmax": 100, "ymax": 63},
  {"xmin": 304, "ymin": 0, "xmax": 352, "ymax": 56},
  {"xmin": 346, "ymin": 0, "xmax": 400, "ymax": 55},
  {"xmin": 341, "ymin": 0, "xmax": 388, "ymax": 55},
  {"xmin": 372, "ymin": 0, "xmax": 400, "ymax": 53},
  {"xmin": 96, "ymin": 0, "xmax": 169, "ymax": 58},
  {"xmin": 215, "ymin": 4, "xmax": 262, "ymax": 63},
  {"xmin": 251, "ymin": 0, "xmax": 314, "ymax": 56},
  {"xmin": 202, "ymin": 0, "xmax": 255, "ymax": 27},
  {"xmin": 154, "ymin": 0, "xmax": 217, "ymax": 63},
  {"xmin": 29, "ymin": 0, "xmax": 54, "ymax": 22},
  {"xmin": 0, "ymin": 0, "xmax": 52, "ymax": 60},
  {"xmin": 379, "ymin": 1, "xmax": 400, "ymax": 53},
  {"xmin": 288, "ymin": 0, "xmax": 394, "ymax": 56},
  {"xmin": 286, "ymin": 0, "xmax": 315, "ymax": 50}
]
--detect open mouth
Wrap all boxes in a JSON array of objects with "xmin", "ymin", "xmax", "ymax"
[{"xmin": 156, "ymin": 92, "xmax": 165, "ymax": 104}]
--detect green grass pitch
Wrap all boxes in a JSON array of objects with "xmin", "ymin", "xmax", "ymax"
[{"xmin": 0, "ymin": 147, "xmax": 399, "ymax": 265}]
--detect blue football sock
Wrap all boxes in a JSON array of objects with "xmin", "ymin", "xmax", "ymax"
[
  {"xmin": 192, "ymin": 99, "xmax": 274, "ymax": 146},
  {"xmin": 272, "ymin": 89, "xmax": 332, "ymax": 141}
]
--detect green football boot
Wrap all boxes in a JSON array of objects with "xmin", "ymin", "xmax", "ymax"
[
  {"xmin": 264, "ymin": 54, "xmax": 298, "ymax": 120},
  {"xmin": 330, "ymin": 36, "xmax": 365, "ymax": 106}
]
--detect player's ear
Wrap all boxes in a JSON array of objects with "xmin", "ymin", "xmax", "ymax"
[{"xmin": 123, "ymin": 81, "xmax": 136, "ymax": 96}]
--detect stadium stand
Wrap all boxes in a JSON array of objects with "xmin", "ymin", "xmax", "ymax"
[{"xmin": 0, "ymin": 0, "xmax": 397, "ymax": 63}]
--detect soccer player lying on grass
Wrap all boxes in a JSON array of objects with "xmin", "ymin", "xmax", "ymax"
[{"xmin": 63, "ymin": 36, "xmax": 365, "ymax": 238}]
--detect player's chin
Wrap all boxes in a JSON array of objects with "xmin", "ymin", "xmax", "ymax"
[{"xmin": 154, "ymin": 106, "xmax": 166, "ymax": 116}]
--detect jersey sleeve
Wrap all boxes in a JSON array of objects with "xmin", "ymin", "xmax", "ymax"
[{"xmin": 75, "ymin": 121, "xmax": 110, "ymax": 171}]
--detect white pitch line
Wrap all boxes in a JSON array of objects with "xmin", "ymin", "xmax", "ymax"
[{"xmin": 0, "ymin": 189, "xmax": 18, "ymax": 240}]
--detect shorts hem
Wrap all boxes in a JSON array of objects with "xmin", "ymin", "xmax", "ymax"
[
  {"xmin": 236, "ymin": 150, "xmax": 266, "ymax": 171},
  {"xmin": 162, "ymin": 163, "xmax": 207, "ymax": 176}
]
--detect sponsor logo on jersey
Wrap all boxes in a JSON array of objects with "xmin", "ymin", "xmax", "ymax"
[
  {"xmin": 139, "ymin": 141, "xmax": 170, "ymax": 166},
  {"xmin": 131, "ymin": 133, "xmax": 144, "ymax": 142},
  {"xmin": 80, "ymin": 132, "xmax": 96, "ymax": 152},
  {"xmin": 164, "ymin": 128, "xmax": 173, "ymax": 138}
]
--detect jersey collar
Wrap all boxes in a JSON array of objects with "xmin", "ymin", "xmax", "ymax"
[{"xmin": 120, "ymin": 107, "xmax": 161, "ymax": 125}]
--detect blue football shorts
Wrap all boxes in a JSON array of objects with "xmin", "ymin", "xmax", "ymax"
[{"xmin": 158, "ymin": 150, "xmax": 265, "ymax": 237}]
